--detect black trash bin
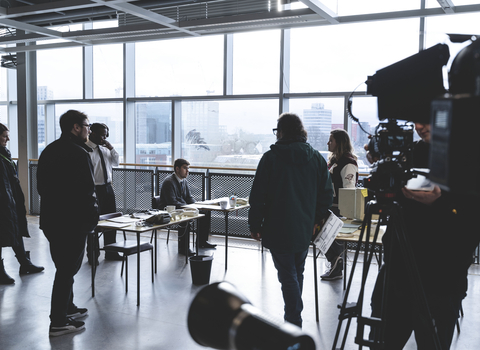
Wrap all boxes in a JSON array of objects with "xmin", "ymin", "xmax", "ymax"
[{"xmin": 189, "ymin": 255, "xmax": 213, "ymax": 285}]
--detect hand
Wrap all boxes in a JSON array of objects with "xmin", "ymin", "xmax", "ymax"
[
  {"xmin": 401, "ymin": 186, "xmax": 441, "ymax": 205},
  {"xmin": 250, "ymin": 232, "xmax": 262, "ymax": 241},
  {"xmin": 313, "ymin": 224, "xmax": 319, "ymax": 236},
  {"xmin": 103, "ymin": 140, "xmax": 113, "ymax": 150}
]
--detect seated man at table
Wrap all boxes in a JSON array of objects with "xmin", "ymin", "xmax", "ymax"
[{"xmin": 158, "ymin": 158, "xmax": 214, "ymax": 256}]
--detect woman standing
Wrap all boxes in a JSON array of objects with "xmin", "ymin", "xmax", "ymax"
[
  {"xmin": 0, "ymin": 123, "xmax": 44, "ymax": 284},
  {"xmin": 321, "ymin": 129, "xmax": 358, "ymax": 281}
]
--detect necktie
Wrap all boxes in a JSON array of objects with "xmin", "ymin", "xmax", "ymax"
[
  {"xmin": 181, "ymin": 181, "xmax": 185, "ymax": 196},
  {"xmin": 97, "ymin": 146, "xmax": 109, "ymax": 185}
]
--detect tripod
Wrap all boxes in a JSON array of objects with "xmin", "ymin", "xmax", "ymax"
[{"xmin": 331, "ymin": 199, "xmax": 442, "ymax": 350}]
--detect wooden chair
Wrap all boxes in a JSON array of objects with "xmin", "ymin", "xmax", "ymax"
[{"xmin": 101, "ymin": 212, "xmax": 154, "ymax": 305}]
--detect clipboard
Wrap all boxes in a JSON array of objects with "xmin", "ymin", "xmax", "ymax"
[{"xmin": 312, "ymin": 210, "xmax": 344, "ymax": 255}]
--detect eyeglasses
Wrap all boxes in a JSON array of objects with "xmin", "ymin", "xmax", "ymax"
[
  {"xmin": 272, "ymin": 128, "xmax": 278, "ymax": 136},
  {"xmin": 79, "ymin": 123, "xmax": 91, "ymax": 128}
]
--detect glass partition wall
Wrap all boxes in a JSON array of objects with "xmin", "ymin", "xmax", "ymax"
[{"xmin": 0, "ymin": 11, "xmax": 476, "ymax": 170}]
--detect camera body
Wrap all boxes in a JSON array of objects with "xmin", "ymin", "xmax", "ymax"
[
  {"xmin": 363, "ymin": 120, "xmax": 414, "ymax": 198},
  {"xmin": 364, "ymin": 37, "xmax": 480, "ymax": 197}
]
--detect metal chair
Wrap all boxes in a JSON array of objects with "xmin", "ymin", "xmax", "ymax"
[{"xmin": 101, "ymin": 212, "xmax": 154, "ymax": 305}]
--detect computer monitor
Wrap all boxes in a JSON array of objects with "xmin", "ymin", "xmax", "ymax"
[{"xmin": 338, "ymin": 188, "xmax": 367, "ymax": 221}]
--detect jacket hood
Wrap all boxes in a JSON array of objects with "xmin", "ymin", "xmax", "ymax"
[{"xmin": 270, "ymin": 139, "xmax": 316, "ymax": 165}]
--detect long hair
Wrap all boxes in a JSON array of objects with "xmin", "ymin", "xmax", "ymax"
[
  {"xmin": 277, "ymin": 113, "xmax": 307, "ymax": 140},
  {"xmin": 328, "ymin": 129, "xmax": 357, "ymax": 164}
]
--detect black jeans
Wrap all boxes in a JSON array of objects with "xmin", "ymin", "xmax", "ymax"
[
  {"xmin": 270, "ymin": 249, "xmax": 308, "ymax": 328},
  {"xmin": 87, "ymin": 183, "xmax": 117, "ymax": 257},
  {"xmin": 44, "ymin": 229, "xmax": 88, "ymax": 326}
]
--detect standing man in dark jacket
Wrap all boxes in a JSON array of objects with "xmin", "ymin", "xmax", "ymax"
[
  {"xmin": 248, "ymin": 113, "xmax": 333, "ymax": 328},
  {"xmin": 38, "ymin": 110, "xmax": 99, "ymax": 337}
]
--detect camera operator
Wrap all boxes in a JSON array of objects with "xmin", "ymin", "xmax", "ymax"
[{"xmin": 368, "ymin": 122, "xmax": 480, "ymax": 349}]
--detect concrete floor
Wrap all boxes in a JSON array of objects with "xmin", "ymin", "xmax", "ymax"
[{"xmin": 1, "ymin": 215, "xmax": 479, "ymax": 350}]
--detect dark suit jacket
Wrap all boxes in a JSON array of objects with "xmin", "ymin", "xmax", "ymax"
[{"xmin": 158, "ymin": 174, "xmax": 195, "ymax": 209}]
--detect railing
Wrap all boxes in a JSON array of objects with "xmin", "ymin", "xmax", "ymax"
[{"xmin": 29, "ymin": 161, "xmax": 256, "ymax": 238}]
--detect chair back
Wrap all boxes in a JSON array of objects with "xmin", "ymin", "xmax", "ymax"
[{"xmin": 152, "ymin": 196, "xmax": 161, "ymax": 209}]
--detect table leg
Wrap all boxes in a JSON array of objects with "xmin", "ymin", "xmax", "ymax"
[
  {"xmin": 185, "ymin": 224, "xmax": 189, "ymax": 265},
  {"xmin": 154, "ymin": 229, "xmax": 157, "ymax": 274},
  {"xmin": 313, "ymin": 244, "xmax": 319, "ymax": 323},
  {"xmin": 343, "ymin": 241, "xmax": 347, "ymax": 291},
  {"xmin": 137, "ymin": 232, "xmax": 140, "ymax": 306},
  {"xmin": 91, "ymin": 231, "xmax": 97, "ymax": 298},
  {"xmin": 224, "ymin": 212, "xmax": 229, "ymax": 270},
  {"xmin": 194, "ymin": 221, "xmax": 199, "ymax": 256}
]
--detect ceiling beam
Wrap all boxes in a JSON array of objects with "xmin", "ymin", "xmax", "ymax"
[
  {"xmin": 299, "ymin": 0, "xmax": 339, "ymax": 24},
  {"xmin": 90, "ymin": 0, "xmax": 200, "ymax": 36},
  {"xmin": 1, "ymin": 0, "xmax": 105, "ymax": 19},
  {"xmin": 0, "ymin": 18, "xmax": 89, "ymax": 44},
  {"xmin": 437, "ymin": 0, "xmax": 455, "ymax": 14}
]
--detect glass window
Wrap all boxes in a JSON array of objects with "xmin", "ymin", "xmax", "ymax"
[
  {"xmin": 135, "ymin": 35, "xmax": 223, "ymax": 97},
  {"xmin": 0, "ymin": 106, "xmax": 16, "ymax": 157},
  {"xmin": 0, "ymin": 105, "xmax": 7, "ymax": 125},
  {"xmin": 345, "ymin": 96, "xmax": 379, "ymax": 170},
  {"xmin": 233, "ymin": 30, "xmax": 281, "ymax": 94},
  {"xmin": 290, "ymin": 19, "xmax": 420, "ymax": 93},
  {"xmin": 425, "ymin": 12, "xmax": 480, "ymax": 90},
  {"xmin": 135, "ymin": 102, "xmax": 172, "ymax": 165},
  {"xmin": 53, "ymin": 103, "xmax": 124, "ymax": 161},
  {"xmin": 337, "ymin": 0, "xmax": 420, "ymax": 16},
  {"xmin": 289, "ymin": 98, "xmax": 345, "ymax": 158},
  {"xmin": 181, "ymin": 99, "xmax": 278, "ymax": 168},
  {"xmin": 93, "ymin": 20, "xmax": 118, "ymax": 30},
  {"xmin": 37, "ymin": 105, "xmax": 46, "ymax": 155},
  {"xmin": 93, "ymin": 44, "xmax": 123, "ymax": 98},
  {"xmin": 0, "ymin": 66, "xmax": 8, "ymax": 101},
  {"xmin": 37, "ymin": 24, "xmax": 83, "ymax": 100},
  {"xmin": 37, "ymin": 47, "xmax": 82, "ymax": 100}
]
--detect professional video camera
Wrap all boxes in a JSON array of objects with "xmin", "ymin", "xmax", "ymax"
[
  {"xmin": 362, "ymin": 35, "xmax": 480, "ymax": 197},
  {"xmin": 333, "ymin": 35, "xmax": 480, "ymax": 350},
  {"xmin": 363, "ymin": 120, "xmax": 414, "ymax": 197},
  {"xmin": 188, "ymin": 282, "xmax": 316, "ymax": 350}
]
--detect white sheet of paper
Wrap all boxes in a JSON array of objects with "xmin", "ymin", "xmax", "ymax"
[{"xmin": 313, "ymin": 211, "xmax": 344, "ymax": 255}]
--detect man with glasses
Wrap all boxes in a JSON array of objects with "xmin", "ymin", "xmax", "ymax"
[
  {"xmin": 249, "ymin": 113, "xmax": 333, "ymax": 328},
  {"xmin": 38, "ymin": 110, "xmax": 99, "ymax": 337},
  {"xmin": 85, "ymin": 123, "xmax": 121, "ymax": 265}
]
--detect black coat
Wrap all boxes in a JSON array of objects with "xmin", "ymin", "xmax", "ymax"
[
  {"xmin": 37, "ymin": 132, "xmax": 98, "ymax": 233},
  {"xmin": 0, "ymin": 146, "xmax": 29, "ymax": 247}
]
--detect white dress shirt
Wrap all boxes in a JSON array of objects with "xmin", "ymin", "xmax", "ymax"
[{"xmin": 85, "ymin": 140, "xmax": 120, "ymax": 185}]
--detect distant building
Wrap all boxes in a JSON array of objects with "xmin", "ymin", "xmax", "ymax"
[
  {"xmin": 303, "ymin": 103, "xmax": 332, "ymax": 151},
  {"xmin": 136, "ymin": 102, "xmax": 171, "ymax": 164},
  {"xmin": 37, "ymin": 86, "xmax": 54, "ymax": 154}
]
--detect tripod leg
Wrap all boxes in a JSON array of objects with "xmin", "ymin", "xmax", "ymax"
[{"xmin": 332, "ymin": 201, "xmax": 377, "ymax": 350}]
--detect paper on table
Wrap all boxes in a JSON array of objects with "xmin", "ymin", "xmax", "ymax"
[
  {"xmin": 339, "ymin": 227, "xmax": 358, "ymax": 234},
  {"xmin": 99, "ymin": 222, "xmax": 132, "ymax": 228},
  {"xmin": 106, "ymin": 216, "xmax": 137, "ymax": 223}
]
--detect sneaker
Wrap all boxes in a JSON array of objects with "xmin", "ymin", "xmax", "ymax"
[
  {"xmin": 49, "ymin": 318, "xmax": 85, "ymax": 337},
  {"xmin": 67, "ymin": 307, "xmax": 88, "ymax": 319},
  {"xmin": 321, "ymin": 256, "xmax": 343, "ymax": 281}
]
